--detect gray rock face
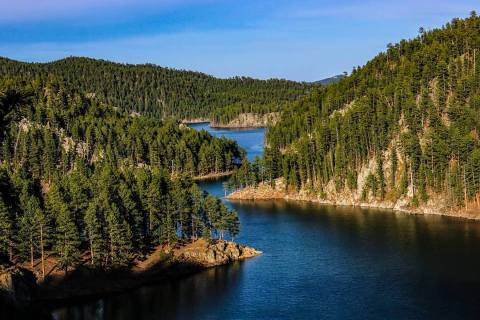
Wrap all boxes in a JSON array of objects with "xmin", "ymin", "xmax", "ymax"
[
  {"xmin": 0, "ymin": 266, "xmax": 37, "ymax": 303},
  {"xmin": 177, "ymin": 240, "xmax": 262, "ymax": 267}
]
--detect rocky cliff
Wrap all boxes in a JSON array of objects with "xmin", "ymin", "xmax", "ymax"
[{"xmin": 227, "ymin": 177, "xmax": 480, "ymax": 220}]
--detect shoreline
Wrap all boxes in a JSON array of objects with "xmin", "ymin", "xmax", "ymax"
[
  {"xmin": 209, "ymin": 123, "xmax": 266, "ymax": 129},
  {"xmin": 183, "ymin": 114, "xmax": 272, "ymax": 130},
  {"xmin": 193, "ymin": 171, "xmax": 233, "ymax": 181},
  {"xmin": 185, "ymin": 121, "xmax": 267, "ymax": 130},
  {"xmin": 181, "ymin": 118, "xmax": 210, "ymax": 124},
  {"xmin": 1, "ymin": 239, "xmax": 261, "ymax": 308},
  {"xmin": 226, "ymin": 183, "xmax": 480, "ymax": 221}
]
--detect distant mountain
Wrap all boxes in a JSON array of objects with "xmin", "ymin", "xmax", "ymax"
[{"xmin": 313, "ymin": 73, "xmax": 347, "ymax": 85}]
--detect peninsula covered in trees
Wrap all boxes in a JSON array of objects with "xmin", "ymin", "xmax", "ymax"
[
  {"xmin": 227, "ymin": 13, "xmax": 480, "ymax": 217},
  {"xmin": 0, "ymin": 75, "xmax": 260, "ymax": 308}
]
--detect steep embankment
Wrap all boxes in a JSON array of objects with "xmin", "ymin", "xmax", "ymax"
[
  {"xmin": 181, "ymin": 118, "xmax": 210, "ymax": 124},
  {"xmin": 227, "ymin": 177, "xmax": 480, "ymax": 220},
  {"xmin": 1, "ymin": 239, "xmax": 261, "ymax": 304}
]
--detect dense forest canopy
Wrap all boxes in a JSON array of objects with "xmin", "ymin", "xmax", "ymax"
[
  {"xmin": 0, "ymin": 57, "xmax": 312, "ymax": 121},
  {"xmin": 0, "ymin": 77, "xmax": 242, "ymax": 275},
  {"xmin": 228, "ymin": 13, "xmax": 480, "ymax": 210}
]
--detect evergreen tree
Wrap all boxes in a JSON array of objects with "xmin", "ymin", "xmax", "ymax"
[
  {"xmin": 51, "ymin": 188, "xmax": 81, "ymax": 274},
  {"xmin": 84, "ymin": 200, "xmax": 107, "ymax": 266}
]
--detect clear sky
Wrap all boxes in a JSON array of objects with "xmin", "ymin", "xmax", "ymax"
[{"xmin": 0, "ymin": 0, "xmax": 478, "ymax": 81}]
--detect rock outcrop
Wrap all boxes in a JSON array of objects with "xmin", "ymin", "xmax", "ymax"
[
  {"xmin": 227, "ymin": 178, "xmax": 480, "ymax": 220},
  {"xmin": 175, "ymin": 239, "xmax": 262, "ymax": 267},
  {"xmin": 211, "ymin": 112, "xmax": 279, "ymax": 128},
  {"xmin": 181, "ymin": 118, "xmax": 210, "ymax": 124}
]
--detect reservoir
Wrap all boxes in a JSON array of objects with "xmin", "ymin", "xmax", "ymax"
[{"xmin": 52, "ymin": 123, "xmax": 480, "ymax": 319}]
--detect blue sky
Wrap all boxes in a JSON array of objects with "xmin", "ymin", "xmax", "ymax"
[{"xmin": 0, "ymin": 0, "xmax": 478, "ymax": 81}]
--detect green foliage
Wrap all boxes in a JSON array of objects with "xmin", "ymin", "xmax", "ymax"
[
  {"xmin": 259, "ymin": 15, "xmax": 480, "ymax": 208},
  {"xmin": 0, "ymin": 78, "xmax": 242, "ymax": 270},
  {"xmin": 363, "ymin": 173, "xmax": 378, "ymax": 200},
  {"xmin": 0, "ymin": 57, "xmax": 311, "ymax": 123},
  {"xmin": 54, "ymin": 200, "xmax": 81, "ymax": 272}
]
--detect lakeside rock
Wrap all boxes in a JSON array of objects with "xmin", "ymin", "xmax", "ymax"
[{"xmin": 175, "ymin": 239, "xmax": 262, "ymax": 267}]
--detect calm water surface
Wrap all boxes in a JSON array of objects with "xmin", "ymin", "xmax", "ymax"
[{"xmin": 51, "ymin": 123, "xmax": 480, "ymax": 319}]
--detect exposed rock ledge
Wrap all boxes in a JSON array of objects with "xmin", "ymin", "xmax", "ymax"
[
  {"xmin": 193, "ymin": 171, "xmax": 233, "ymax": 181},
  {"xmin": 181, "ymin": 118, "xmax": 210, "ymax": 124},
  {"xmin": 211, "ymin": 112, "xmax": 280, "ymax": 128},
  {"xmin": 175, "ymin": 239, "xmax": 261, "ymax": 267},
  {"xmin": 226, "ymin": 178, "xmax": 480, "ymax": 221}
]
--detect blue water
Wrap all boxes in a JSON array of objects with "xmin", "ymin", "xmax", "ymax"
[
  {"xmin": 188, "ymin": 122, "xmax": 265, "ymax": 161},
  {"xmin": 52, "ymin": 123, "xmax": 480, "ymax": 320}
]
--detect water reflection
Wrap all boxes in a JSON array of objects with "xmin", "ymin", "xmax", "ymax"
[
  {"xmin": 53, "ymin": 263, "xmax": 245, "ymax": 320},
  {"xmin": 50, "ymin": 196, "xmax": 480, "ymax": 319},
  {"xmin": 187, "ymin": 123, "xmax": 265, "ymax": 161}
]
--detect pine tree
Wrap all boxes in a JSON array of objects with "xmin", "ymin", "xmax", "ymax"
[
  {"xmin": 105, "ymin": 202, "xmax": 133, "ymax": 266},
  {"xmin": 189, "ymin": 184, "xmax": 205, "ymax": 240},
  {"xmin": 147, "ymin": 175, "xmax": 163, "ymax": 242},
  {"xmin": 226, "ymin": 210, "xmax": 240, "ymax": 241},
  {"xmin": 53, "ymin": 193, "xmax": 81, "ymax": 274},
  {"xmin": 18, "ymin": 190, "xmax": 40, "ymax": 269},
  {"xmin": 33, "ymin": 203, "xmax": 50, "ymax": 280},
  {"xmin": 84, "ymin": 200, "xmax": 107, "ymax": 266},
  {"xmin": 118, "ymin": 181, "xmax": 143, "ymax": 249}
]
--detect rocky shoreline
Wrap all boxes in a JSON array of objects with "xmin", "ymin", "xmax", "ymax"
[
  {"xmin": 210, "ymin": 112, "xmax": 279, "ymax": 129},
  {"xmin": 226, "ymin": 179, "xmax": 480, "ymax": 221},
  {"xmin": 181, "ymin": 118, "xmax": 210, "ymax": 124},
  {"xmin": 193, "ymin": 171, "xmax": 233, "ymax": 181},
  {"xmin": 0, "ymin": 239, "xmax": 261, "ymax": 312},
  {"xmin": 182, "ymin": 113, "xmax": 279, "ymax": 129}
]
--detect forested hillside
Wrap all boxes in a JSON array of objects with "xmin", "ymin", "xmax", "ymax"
[
  {"xmin": 0, "ymin": 57, "xmax": 311, "ymax": 121},
  {"xmin": 228, "ymin": 13, "xmax": 480, "ymax": 212},
  {"xmin": 0, "ymin": 78, "xmax": 241, "ymax": 276}
]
